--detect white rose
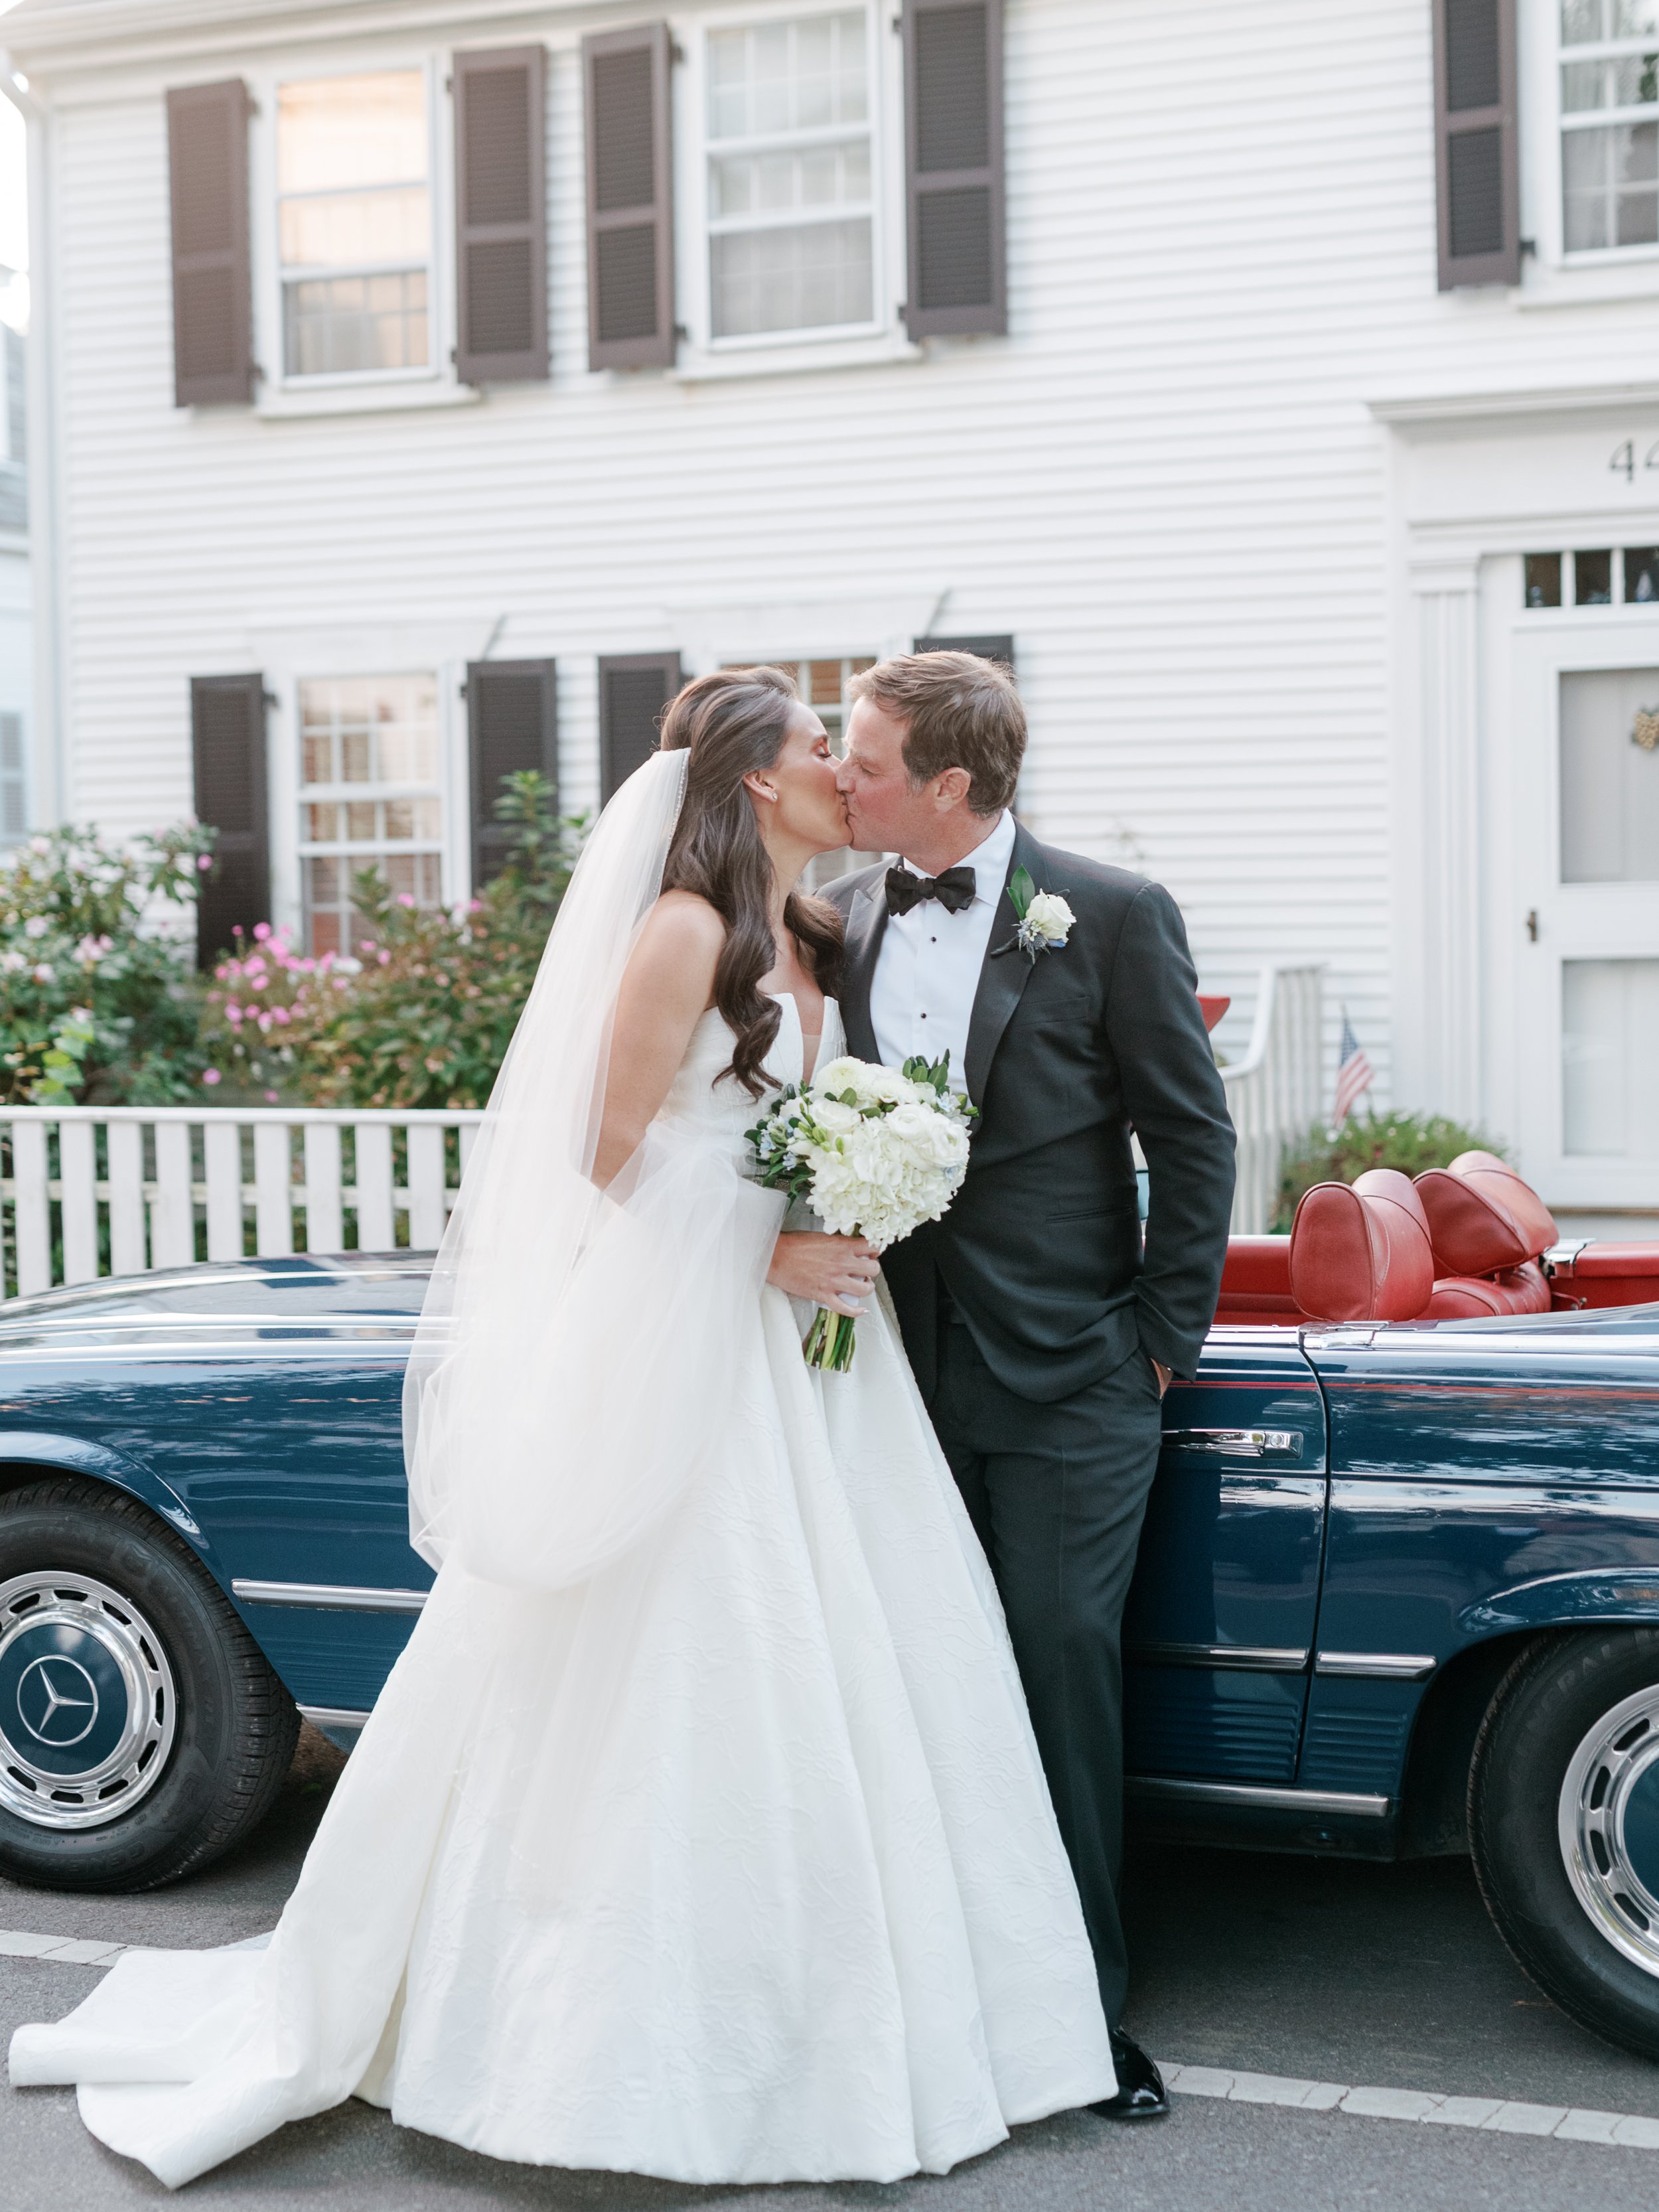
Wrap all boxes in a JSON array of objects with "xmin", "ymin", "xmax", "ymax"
[
  {"xmin": 23, "ymin": 915, "xmax": 48, "ymax": 940},
  {"xmin": 1, "ymin": 950, "xmax": 25, "ymax": 973},
  {"xmin": 809, "ymin": 1099, "xmax": 862, "ymax": 1139},
  {"xmin": 1024, "ymin": 892, "xmax": 1075, "ymax": 945}
]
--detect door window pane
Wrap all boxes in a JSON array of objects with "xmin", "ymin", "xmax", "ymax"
[
  {"xmin": 277, "ymin": 71, "xmax": 430, "ymax": 377},
  {"xmin": 706, "ymin": 11, "xmax": 874, "ymax": 339},
  {"xmin": 1559, "ymin": 668, "xmax": 1659, "ymax": 881},
  {"xmin": 297, "ymin": 674, "xmax": 443, "ymax": 956},
  {"xmin": 1576, "ymin": 548, "xmax": 1615, "ymax": 604},
  {"xmin": 1563, "ymin": 958, "xmax": 1659, "ymax": 1156},
  {"xmin": 1526, "ymin": 552, "xmax": 1564, "ymax": 607}
]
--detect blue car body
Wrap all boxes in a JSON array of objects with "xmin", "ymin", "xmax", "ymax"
[{"xmin": 1, "ymin": 1254, "xmax": 1657, "ymax": 1860}]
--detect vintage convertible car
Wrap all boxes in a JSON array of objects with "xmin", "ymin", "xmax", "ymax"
[{"xmin": 0, "ymin": 1151, "xmax": 1656, "ymax": 2059}]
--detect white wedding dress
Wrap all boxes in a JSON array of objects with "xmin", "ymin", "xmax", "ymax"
[{"xmin": 10, "ymin": 994, "xmax": 1114, "ymax": 2188}]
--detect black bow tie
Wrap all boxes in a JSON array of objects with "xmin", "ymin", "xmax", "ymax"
[{"xmin": 886, "ymin": 863, "xmax": 977, "ymax": 917}]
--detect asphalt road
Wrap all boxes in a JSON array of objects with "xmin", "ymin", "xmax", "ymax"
[{"xmin": 3, "ymin": 1728, "xmax": 1659, "ymax": 2210}]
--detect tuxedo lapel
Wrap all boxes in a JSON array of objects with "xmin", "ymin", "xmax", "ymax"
[
  {"xmin": 963, "ymin": 821, "xmax": 1045, "ymax": 1112},
  {"xmin": 837, "ymin": 873, "xmax": 888, "ymax": 1063}
]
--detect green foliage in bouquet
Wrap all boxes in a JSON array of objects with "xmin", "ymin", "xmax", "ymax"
[
  {"xmin": 270, "ymin": 774, "xmax": 585, "ymax": 1110},
  {"xmin": 1271, "ymin": 1110, "xmax": 1506, "ymax": 1232},
  {"xmin": 0, "ymin": 824, "xmax": 215, "ymax": 1105}
]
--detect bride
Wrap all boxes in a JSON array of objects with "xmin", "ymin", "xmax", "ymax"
[{"xmin": 9, "ymin": 667, "xmax": 1114, "ymax": 2187}]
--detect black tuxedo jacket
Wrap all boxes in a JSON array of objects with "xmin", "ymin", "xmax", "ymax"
[{"xmin": 825, "ymin": 822, "xmax": 1235, "ymax": 1402}]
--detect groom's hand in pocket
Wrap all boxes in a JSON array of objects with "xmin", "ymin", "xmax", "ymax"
[
  {"xmin": 1151, "ymin": 1357, "xmax": 1173, "ymax": 1398},
  {"xmin": 769, "ymin": 1232, "xmax": 880, "ymax": 1316}
]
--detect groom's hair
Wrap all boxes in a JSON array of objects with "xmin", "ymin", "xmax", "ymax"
[{"xmin": 849, "ymin": 651, "xmax": 1025, "ymax": 816}]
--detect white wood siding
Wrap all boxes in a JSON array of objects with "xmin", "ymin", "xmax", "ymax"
[{"xmin": 21, "ymin": 0, "xmax": 1659, "ymax": 1116}]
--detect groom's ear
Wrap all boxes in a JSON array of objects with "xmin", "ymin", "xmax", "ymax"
[{"xmin": 932, "ymin": 766, "xmax": 973, "ymax": 810}]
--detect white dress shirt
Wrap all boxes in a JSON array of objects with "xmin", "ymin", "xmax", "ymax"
[{"xmin": 868, "ymin": 808, "xmax": 1016, "ymax": 1102}]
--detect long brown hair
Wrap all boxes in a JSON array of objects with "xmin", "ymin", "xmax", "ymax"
[{"xmin": 658, "ymin": 667, "xmax": 843, "ymax": 1096}]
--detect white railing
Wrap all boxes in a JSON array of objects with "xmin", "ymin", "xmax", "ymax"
[
  {"xmin": 0, "ymin": 1106, "xmax": 485, "ymax": 1301},
  {"xmin": 1219, "ymin": 962, "xmax": 1325, "ymax": 1234}
]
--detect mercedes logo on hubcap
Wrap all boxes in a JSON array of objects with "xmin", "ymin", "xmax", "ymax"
[{"xmin": 16, "ymin": 1655, "xmax": 100, "ymax": 1748}]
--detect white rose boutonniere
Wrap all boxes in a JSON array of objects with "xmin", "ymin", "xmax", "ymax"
[{"xmin": 996, "ymin": 865, "xmax": 1075, "ymax": 964}]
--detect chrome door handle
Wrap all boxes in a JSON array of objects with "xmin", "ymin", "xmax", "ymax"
[{"xmin": 1162, "ymin": 1428, "xmax": 1303, "ymax": 1459}]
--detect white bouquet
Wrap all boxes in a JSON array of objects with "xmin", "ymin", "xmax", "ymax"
[{"xmin": 747, "ymin": 1052, "xmax": 974, "ymax": 1370}]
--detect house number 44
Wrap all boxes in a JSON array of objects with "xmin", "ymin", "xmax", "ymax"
[{"xmin": 1609, "ymin": 439, "xmax": 1659, "ymax": 481}]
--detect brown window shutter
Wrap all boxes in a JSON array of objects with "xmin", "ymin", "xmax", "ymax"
[
  {"xmin": 167, "ymin": 80, "xmax": 254, "ymax": 406},
  {"xmin": 914, "ymin": 632, "xmax": 1015, "ymax": 668},
  {"xmin": 453, "ymin": 46, "xmax": 549, "ymax": 384},
  {"xmin": 598, "ymin": 652, "xmax": 682, "ymax": 800},
  {"xmin": 192, "ymin": 674, "xmax": 269, "ymax": 966},
  {"xmin": 583, "ymin": 25, "xmax": 676, "ymax": 370},
  {"xmin": 1433, "ymin": 0, "xmax": 1519, "ymax": 289},
  {"xmin": 467, "ymin": 659, "xmax": 558, "ymax": 885},
  {"xmin": 902, "ymin": 0, "xmax": 1005, "ymax": 339}
]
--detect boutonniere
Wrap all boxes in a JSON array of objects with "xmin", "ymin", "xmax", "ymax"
[{"xmin": 993, "ymin": 865, "xmax": 1075, "ymax": 963}]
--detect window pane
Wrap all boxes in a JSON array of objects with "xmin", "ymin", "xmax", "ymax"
[
  {"xmin": 711, "ymin": 216, "xmax": 872, "ymax": 335},
  {"xmin": 1613, "ymin": 54, "xmax": 1659, "ymax": 103},
  {"xmin": 1561, "ymin": 1, "xmax": 1607, "ymax": 40},
  {"xmin": 1626, "ymin": 544, "xmax": 1659, "ymax": 598},
  {"xmin": 284, "ymin": 269, "xmax": 428, "ymax": 374},
  {"xmin": 1563, "ymin": 60, "xmax": 1610, "ymax": 111},
  {"xmin": 304, "ymin": 802, "xmax": 340, "ymax": 842},
  {"xmin": 279, "ymin": 185, "xmax": 429, "ymax": 270},
  {"xmin": 298, "ymin": 673, "xmax": 444, "ymax": 955},
  {"xmin": 706, "ymin": 12, "xmax": 867, "ymax": 141},
  {"xmin": 711, "ymin": 139, "xmax": 869, "ymax": 219},
  {"xmin": 278, "ymin": 72, "xmax": 427, "ymax": 193},
  {"xmin": 1526, "ymin": 552, "xmax": 1563, "ymax": 607},
  {"xmin": 1563, "ymin": 958, "xmax": 1659, "ymax": 1157},
  {"xmin": 1576, "ymin": 548, "xmax": 1614, "ymax": 602},
  {"xmin": 1611, "ymin": 0, "xmax": 1659, "ymax": 34},
  {"xmin": 1559, "ymin": 668, "xmax": 1659, "ymax": 882}
]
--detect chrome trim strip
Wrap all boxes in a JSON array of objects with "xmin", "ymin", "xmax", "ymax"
[
  {"xmin": 299, "ymin": 1705, "xmax": 372, "ymax": 1731},
  {"xmin": 1127, "ymin": 1641, "xmax": 1309, "ymax": 1673},
  {"xmin": 1162, "ymin": 1428, "xmax": 1303, "ymax": 1459},
  {"xmin": 1127, "ymin": 1776, "xmax": 1392, "ymax": 1818},
  {"xmin": 1316, "ymin": 1651, "xmax": 1437, "ymax": 1680},
  {"xmin": 232, "ymin": 1580, "xmax": 429, "ymax": 1615}
]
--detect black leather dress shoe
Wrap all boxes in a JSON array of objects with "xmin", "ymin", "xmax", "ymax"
[{"xmin": 1091, "ymin": 2029, "xmax": 1169, "ymax": 2121}]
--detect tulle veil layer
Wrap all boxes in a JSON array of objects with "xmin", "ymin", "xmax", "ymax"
[{"xmin": 402, "ymin": 745, "xmax": 785, "ymax": 1592}]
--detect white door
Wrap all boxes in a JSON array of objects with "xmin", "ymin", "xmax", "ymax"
[{"xmin": 1512, "ymin": 625, "xmax": 1659, "ymax": 1210}]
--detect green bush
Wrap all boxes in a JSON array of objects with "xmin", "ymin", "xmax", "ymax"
[
  {"xmin": 204, "ymin": 773, "xmax": 585, "ymax": 1110},
  {"xmin": 1271, "ymin": 1110, "xmax": 1506, "ymax": 1233},
  {"xmin": 0, "ymin": 824, "xmax": 214, "ymax": 1105}
]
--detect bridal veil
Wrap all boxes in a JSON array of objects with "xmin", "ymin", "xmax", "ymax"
[{"xmin": 402, "ymin": 744, "xmax": 785, "ymax": 1593}]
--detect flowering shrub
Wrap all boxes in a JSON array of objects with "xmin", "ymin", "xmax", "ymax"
[
  {"xmin": 198, "ymin": 924, "xmax": 333, "ymax": 1102},
  {"xmin": 1271, "ymin": 1111, "xmax": 1506, "ymax": 1232},
  {"xmin": 273, "ymin": 774, "xmax": 583, "ymax": 1110},
  {"xmin": 0, "ymin": 824, "xmax": 214, "ymax": 1105}
]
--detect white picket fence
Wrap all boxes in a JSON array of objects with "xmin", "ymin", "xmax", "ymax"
[
  {"xmin": 1220, "ymin": 962, "xmax": 1326, "ymax": 1234},
  {"xmin": 0, "ymin": 965, "xmax": 1323, "ymax": 1299},
  {"xmin": 0, "ymin": 1106, "xmax": 484, "ymax": 1301}
]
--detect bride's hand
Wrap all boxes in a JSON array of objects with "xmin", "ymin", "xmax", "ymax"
[{"xmin": 768, "ymin": 1232, "xmax": 880, "ymax": 1315}]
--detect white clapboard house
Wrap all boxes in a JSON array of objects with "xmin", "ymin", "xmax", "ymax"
[
  {"xmin": 3, "ymin": 0, "xmax": 1659, "ymax": 1213},
  {"xmin": 0, "ymin": 278, "xmax": 25, "ymax": 847}
]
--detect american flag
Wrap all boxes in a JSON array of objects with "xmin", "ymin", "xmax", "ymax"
[{"xmin": 1332, "ymin": 1010, "xmax": 1374, "ymax": 1129}]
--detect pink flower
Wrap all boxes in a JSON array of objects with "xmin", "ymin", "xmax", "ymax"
[
  {"xmin": 271, "ymin": 1005, "xmax": 290, "ymax": 1025},
  {"xmin": 264, "ymin": 1089, "xmax": 279, "ymax": 1104},
  {"xmin": 253, "ymin": 922, "xmax": 271, "ymax": 941},
  {"xmin": 378, "ymin": 950, "xmax": 391, "ymax": 966},
  {"xmin": 214, "ymin": 965, "xmax": 228, "ymax": 980},
  {"xmin": 202, "ymin": 1067, "xmax": 222, "ymax": 1086},
  {"xmin": 468, "ymin": 899, "xmax": 482, "ymax": 913},
  {"xmin": 358, "ymin": 940, "xmax": 376, "ymax": 954},
  {"xmin": 397, "ymin": 893, "xmax": 415, "ymax": 909},
  {"xmin": 197, "ymin": 854, "xmax": 212, "ymax": 871},
  {"xmin": 226, "ymin": 1002, "xmax": 242, "ymax": 1021}
]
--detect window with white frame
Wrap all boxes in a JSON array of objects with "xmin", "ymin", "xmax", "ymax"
[
  {"xmin": 1560, "ymin": 2, "xmax": 1659, "ymax": 250},
  {"xmin": 298, "ymin": 676, "xmax": 443, "ymax": 956},
  {"xmin": 277, "ymin": 70, "xmax": 431, "ymax": 375},
  {"xmin": 705, "ymin": 10, "xmax": 876, "ymax": 339}
]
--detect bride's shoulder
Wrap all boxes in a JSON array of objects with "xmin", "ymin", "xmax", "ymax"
[{"xmin": 632, "ymin": 891, "xmax": 726, "ymax": 978}]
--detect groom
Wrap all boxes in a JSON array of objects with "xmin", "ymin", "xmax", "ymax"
[{"xmin": 824, "ymin": 651, "xmax": 1234, "ymax": 2121}]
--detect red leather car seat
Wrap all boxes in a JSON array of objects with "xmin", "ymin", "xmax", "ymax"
[
  {"xmin": 1289, "ymin": 1169, "xmax": 1435, "ymax": 1323},
  {"xmin": 1214, "ymin": 1235, "xmax": 1299, "ymax": 1323},
  {"xmin": 1416, "ymin": 1151, "xmax": 1557, "ymax": 1319}
]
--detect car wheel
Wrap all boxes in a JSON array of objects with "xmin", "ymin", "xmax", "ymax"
[
  {"xmin": 0, "ymin": 1475, "xmax": 299, "ymax": 1891},
  {"xmin": 1470, "ymin": 1628, "xmax": 1659, "ymax": 2059}
]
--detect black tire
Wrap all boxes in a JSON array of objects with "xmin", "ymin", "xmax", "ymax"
[
  {"xmin": 0, "ymin": 1476, "xmax": 299, "ymax": 1891},
  {"xmin": 1470, "ymin": 1628, "xmax": 1659, "ymax": 2060}
]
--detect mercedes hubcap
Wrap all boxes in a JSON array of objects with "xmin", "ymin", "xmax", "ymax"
[
  {"xmin": 0, "ymin": 1572, "xmax": 176, "ymax": 1830},
  {"xmin": 1559, "ymin": 1682, "xmax": 1659, "ymax": 1978}
]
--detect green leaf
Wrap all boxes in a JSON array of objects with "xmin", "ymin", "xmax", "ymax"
[{"xmin": 1006, "ymin": 864, "xmax": 1035, "ymax": 921}]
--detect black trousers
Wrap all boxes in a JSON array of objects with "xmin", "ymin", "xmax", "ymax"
[{"xmin": 928, "ymin": 1313, "xmax": 1165, "ymax": 2030}]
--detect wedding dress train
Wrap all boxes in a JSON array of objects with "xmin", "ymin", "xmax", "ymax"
[{"xmin": 10, "ymin": 994, "xmax": 1114, "ymax": 2187}]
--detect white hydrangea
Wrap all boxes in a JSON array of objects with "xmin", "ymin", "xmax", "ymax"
[{"xmin": 757, "ymin": 1056, "xmax": 970, "ymax": 1252}]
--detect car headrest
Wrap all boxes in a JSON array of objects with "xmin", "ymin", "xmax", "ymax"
[
  {"xmin": 1414, "ymin": 1151, "xmax": 1557, "ymax": 1274},
  {"xmin": 1289, "ymin": 1168, "xmax": 1435, "ymax": 1323}
]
